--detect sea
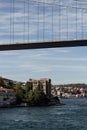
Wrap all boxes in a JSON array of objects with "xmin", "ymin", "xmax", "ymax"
[{"xmin": 0, "ymin": 98, "xmax": 87, "ymax": 130}]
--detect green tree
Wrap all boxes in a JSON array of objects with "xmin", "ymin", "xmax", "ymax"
[
  {"xmin": 15, "ymin": 83, "xmax": 21, "ymax": 90},
  {"xmin": 0, "ymin": 77, "xmax": 4, "ymax": 87},
  {"xmin": 33, "ymin": 88, "xmax": 49, "ymax": 105},
  {"xmin": 26, "ymin": 90, "xmax": 34, "ymax": 104},
  {"xmin": 34, "ymin": 88, "xmax": 42, "ymax": 103},
  {"xmin": 25, "ymin": 88, "xmax": 49, "ymax": 106},
  {"xmin": 14, "ymin": 83, "xmax": 24, "ymax": 103},
  {"xmin": 25, "ymin": 81, "xmax": 32, "ymax": 92}
]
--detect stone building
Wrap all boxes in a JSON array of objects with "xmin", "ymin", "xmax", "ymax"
[
  {"xmin": 40, "ymin": 78, "xmax": 51, "ymax": 96},
  {"xmin": 28, "ymin": 78, "xmax": 51, "ymax": 96}
]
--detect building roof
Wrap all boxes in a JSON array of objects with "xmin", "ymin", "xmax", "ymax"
[{"xmin": 0, "ymin": 87, "xmax": 13, "ymax": 91}]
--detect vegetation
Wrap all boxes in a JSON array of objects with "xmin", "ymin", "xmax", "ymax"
[
  {"xmin": 0, "ymin": 77, "xmax": 14, "ymax": 88},
  {"xmin": 0, "ymin": 77, "xmax": 61, "ymax": 106},
  {"xmin": 14, "ymin": 83, "xmax": 48, "ymax": 105},
  {"xmin": 13, "ymin": 82, "xmax": 60, "ymax": 106},
  {"xmin": 0, "ymin": 77, "xmax": 4, "ymax": 87},
  {"xmin": 25, "ymin": 88, "xmax": 50, "ymax": 106},
  {"xmin": 26, "ymin": 81, "xmax": 32, "ymax": 92},
  {"xmin": 14, "ymin": 83, "xmax": 25, "ymax": 104}
]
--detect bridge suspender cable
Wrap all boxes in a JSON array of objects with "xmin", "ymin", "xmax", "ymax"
[
  {"xmin": 82, "ymin": 9, "xmax": 84, "ymax": 39},
  {"xmin": 10, "ymin": 0, "xmax": 12, "ymax": 44},
  {"xmin": 12, "ymin": 0, "xmax": 14, "ymax": 43},
  {"xmin": 2, "ymin": 0, "xmax": 87, "ymax": 48},
  {"xmin": 52, "ymin": 1, "xmax": 53, "ymax": 41},
  {"xmin": 30, "ymin": 0, "xmax": 87, "ymax": 10},
  {"xmin": 66, "ymin": 6, "xmax": 68, "ymax": 40},
  {"xmin": 24, "ymin": 0, "xmax": 26, "ymax": 42},
  {"xmin": 43, "ymin": 0, "xmax": 45, "ymax": 41},
  {"xmin": 28, "ymin": 0, "xmax": 30, "ymax": 42},
  {"xmin": 22, "ymin": 0, "xmax": 87, "ymax": 43},
  {"xmin": 59, "ymin": 0, "xmax": 62, "ymax": 40},
  {"xmin": 10, "ymin": 0, "xmax": 14, "ymax": 44},
  {"xmin": 37, "ymin": 0, "xmax": 39, "ymax": 41},
  {"xmin": 76, "ymin": 0, "xmax": 78, "ymax": 40}
]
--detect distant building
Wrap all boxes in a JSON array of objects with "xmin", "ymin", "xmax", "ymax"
[
  {"xmin": 0, "ymin": 76, "xmax": 22, "ymax": 88},
  {"xmin": 29, "ymin": 79, "xmax": 40, "ymax": 91},
  {"xmin": 28, "ymin": 78, "xmax": 51, "ymax": 96}
]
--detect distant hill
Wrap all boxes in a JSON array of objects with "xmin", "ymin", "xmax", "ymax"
[
  {"xmin": 53, "ymin": 83, "xmax": 87, "ymax": 88},
  {"xmin": 0, "ymin": 76, "xmax": 24, "ymax": 88}
]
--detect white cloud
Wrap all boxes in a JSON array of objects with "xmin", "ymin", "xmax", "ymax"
[
  {"xmin": 0, "ymin": 51, "xmax": 18, "ymax": 56},
  {"xmin": 44, "ymin": 57, "xmax": 87, "ymax": 62},
  {"xmin": 19, "ymin": 61, "xmax": 87, "ymax": 72}
]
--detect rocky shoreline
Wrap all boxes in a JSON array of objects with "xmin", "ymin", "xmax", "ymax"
[{"xmin": 0, "ymin": 97, "xmax": 64, "ymax": 108}]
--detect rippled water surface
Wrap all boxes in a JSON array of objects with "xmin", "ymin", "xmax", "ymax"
[{"xmin": 0, "ymin": 98, "xmax": 87, "ymax": 130}]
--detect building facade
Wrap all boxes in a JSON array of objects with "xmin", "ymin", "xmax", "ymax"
[
  {"xmin": 28, "ymin": 78, "xmax": 51, "ymax": 96},
  {"xmin": 40, "ymin": 78, "xmax": 51, "ymax": 96}
]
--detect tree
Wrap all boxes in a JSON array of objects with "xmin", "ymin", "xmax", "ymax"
[
  {"xmin": 25, "ymin": 88, "xmax": 49, "ymax": 106},
  {"xmin": 33, "ymin": 88, "xmax": 49, "ymax": 105},
  {"xmin": 15, "ymin": 83, "xmax": 21, "ymax": 90},
  {"xmin": 26, "ymin": 90, "xmax": 34, "ymax": 104},
  {"xmin": 0, "ymin": 77, "xmax": 4, "ymax": 87},
  {"xmin": 14, "ymin": 83, "xmax": 24, "ymax": 103},
  {"xmin": 33, "ymin": 88, "xmax": 42, "ymax": 104},
  {"xmin": 25, "ymin": 81, "xmax": 32, "ymax": 92}
]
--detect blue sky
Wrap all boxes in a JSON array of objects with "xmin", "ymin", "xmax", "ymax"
[{"xmin": 0, "ymin": 0, "xmax": 87, "ymax": 84}]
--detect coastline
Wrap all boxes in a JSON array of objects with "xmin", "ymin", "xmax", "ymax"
[{"xmin": 0, "ymin": 98, "xmax": 63, "ymax": 108}]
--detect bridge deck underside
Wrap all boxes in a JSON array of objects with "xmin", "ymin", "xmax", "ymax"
[{"xmin": 0, "ymin": 40, "xmax": 87, "ymax": 51}]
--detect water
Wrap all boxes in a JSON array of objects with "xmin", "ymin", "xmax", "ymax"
[{"xmin": 0, "ymin": 98, "xmax": 87, "ymax": 130}]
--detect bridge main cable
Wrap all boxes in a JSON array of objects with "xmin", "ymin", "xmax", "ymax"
[{"xmin": 0, "ymin": 40, "xmax": 87, "ymax": 51}]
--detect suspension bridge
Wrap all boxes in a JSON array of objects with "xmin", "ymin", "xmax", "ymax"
[{"xmin": 0, "ymin": 0, "xmax": 87, "ymax": 51}]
